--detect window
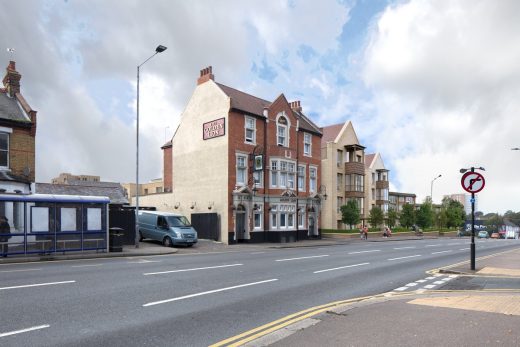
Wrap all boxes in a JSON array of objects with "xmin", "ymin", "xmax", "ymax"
[
  {"xmin": 336, "ymin": 150, "xmax": 342, "ymax": 167},
  {"xmin": 271, "ymin": 160, "xmax": 278, "ymax": 187},
  {"xmin": 287, "ymin": 163, "xmax": 295, "ymax": 189},
  {"xmin": 156, "ymin": 187, "xmax": 163, "ymax": 193},
  {"xmin": 309, "ymin": 167, "xmax": 317, "ymax": 192},
  {"xmin": 270, "ymin": 204, "xmax": 296, "ymax": 230},
  {"xmin": 0, "ymin": 133, "xmax": 8, "ymax": 168},
  {"xmin": 253, "ymin": 171, "xmax": 263, "ymax": 188},
  {"xmin": 337, "ymin": 173, "xmax": 343, "ymax": 191},
  {"xmin": 271, "ymin": 205, "xmax": 277, "ymax": 228},
  {"xmin": 236, "ymin": 154, "xmax": 247, "ymax": 186},
  {"xmin": 277, "ymin": 116, "xmax": 288, "ymax": 146},
  {"xmin": 297, "ymin": 165, "xmax": 305, "ymax": 191},
  {"xmin": 144, "ymin": 188, "xmax": 148, "ymax": 195},
  {"xmin": 304, "ymin": 133, "xmax": 312, "ymax": 156},
  {"xmin": 271, "ymin": 159, "xmax": 296, "ymax": 189},
  {"xmin": 346, "ymin": 174, "xmax": 364, "ymax": 192},
  {"xmin": 245, "ymin": 116, "xmax": 256, "ymax": 144},
  {"xmin": 298, "ymin": 209, "xmax": 305, "ymax": 228},
  {"xmin": 337, "ymin": 197, "xmax": 343, "ymax": 213},
  {"xmin": 254, "ymin": 205, "xmax": 262, "ymax": 229}
]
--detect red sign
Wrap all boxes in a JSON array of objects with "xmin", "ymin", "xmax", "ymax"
[
  {"xmin": 461, "ymin": 172, "xmax": 485, "ymax": 193},
  {"xmin": 203, "ymin": 118, "xmax": 225, "ymax": 140}
]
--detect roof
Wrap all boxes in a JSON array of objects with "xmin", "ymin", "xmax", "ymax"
[
  {"xmin": 0, "ymin": 193, "xmax": 109, "ymax": 204},
  {"xmin": 365, "ymin": 153, "xmax": 376, "ymax": 169},
  {"xmin": 216, "ymin": 82, "xmax": 271, "ymax": 117},
  {"xmin": 0, "ymin": 91, "xmax": 31, "ymax": 123},
  {"xmin": 0, "ymin": 170, "xmax": 31, "ymax": 184},
  {"xmin": 293, "ymin": 110, "xmax": 322, "ymax": 136},
  {"xmin": 389, "ymin": 191, "xmax": 417, "ymax": 197},
  {"xmin": 35, "ymin": 182, "xmax": 128, "ymax": 205},
  {"xmin": 161, "ymin": 140, "xmax": 172, "ymax": 149},
  {"xmin": 320, "ymin": 123, "xmax": 343, "ymax": 147}
]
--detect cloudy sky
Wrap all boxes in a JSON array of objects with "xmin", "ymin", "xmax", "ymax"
[{"xmin": 1, "ymin": 0, "xmax": 519, "ymax": 213}]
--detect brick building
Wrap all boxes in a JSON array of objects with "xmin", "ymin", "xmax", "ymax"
[
  {"xmin": 157, "ymin": 66, "xmax": 323, "ymax": 244},
  {"xmin": 0, "ymin": 61, "xmax": 36, "ymax": 194}
]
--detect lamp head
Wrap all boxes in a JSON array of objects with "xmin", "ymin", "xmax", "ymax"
[
  {"xmin": 155, "ymin": 45, "xmax": 167, "ymax": 53},
  {"xmin": 460, "ymin": 168, "xmax": 468, "ymax": 173}
]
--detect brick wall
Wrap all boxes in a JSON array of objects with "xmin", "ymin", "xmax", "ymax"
[
  {"xmin": 163, "ymin": 145, "xmax": 172, "ymax": 192},
  {"xmin": 9, "ymin": 127, "xmax": 35, "ymax": 182}
]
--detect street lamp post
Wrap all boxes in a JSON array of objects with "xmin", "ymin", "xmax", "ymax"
[
  {"xmin": 135, "ymin": 45, "xmax": 167, "ymax": 248},
  {"xmin": 430, "ymin": 174, "xmax": 442, "ymax": 203}
]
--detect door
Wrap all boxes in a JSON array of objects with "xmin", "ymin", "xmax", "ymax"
[
  {"xmin": 308, "ymin": 215, "xmax": 317, "ymax": 236},
  {"xmin": 235, "ymin": 205, "xmax": 246, "ymax": 241}
]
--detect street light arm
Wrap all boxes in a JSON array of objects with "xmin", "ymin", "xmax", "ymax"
[{"xmin": 138, "ymin": 52, "xmax": 159, "ymax": 68}]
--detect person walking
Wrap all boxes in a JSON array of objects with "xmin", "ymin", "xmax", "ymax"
[
  {"xmin": 0, "ymin": 216, "xmax": 11, "ymax": 257},
  {"xmin": 363, "ymin": 226, "xmax": 368, "ymax": 240}
]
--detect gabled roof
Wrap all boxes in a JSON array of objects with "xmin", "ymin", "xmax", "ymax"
[
  {"xmin": 293, "ymin": 109, "xmax": 322, "ymax": 136},
  {"xmin": 365, "ymin": 153, "xmax": 376, "ymax": 169},
  {"xmin": 320, "ymin": 123, "xmax": 343, "ymax": 147},
  {"xmin": 0, "ymin": 91, "xmax": 31, "ymax": 124},
  {"xmin": 36, "ymin": 182, "xmax": 128, "ymax": 205},
  {"xmin": 216, "ymin": 82, "xmax": 270, "ymax": 117}
]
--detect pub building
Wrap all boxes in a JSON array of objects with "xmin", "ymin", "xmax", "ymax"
[{"xmin": 161, "ymin": 66, "xmax": 323, "ymax": 244}]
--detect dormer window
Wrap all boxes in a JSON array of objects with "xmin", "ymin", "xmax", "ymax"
[{"xmin": 277, "ymin": 116, "xmax": 288, "ymax": 146}]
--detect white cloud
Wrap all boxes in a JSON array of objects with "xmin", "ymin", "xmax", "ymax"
[{"xmin": 360, "ymin": 0, "xmax": 520, "ymax": 212}]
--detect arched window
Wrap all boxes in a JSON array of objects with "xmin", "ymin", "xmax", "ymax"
[{"xmin": 277, "ymin": 116, "xmax": 288, "ymax": 146}]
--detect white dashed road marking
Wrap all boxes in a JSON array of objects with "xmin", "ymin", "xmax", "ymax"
[
  {"xmin": 314, "ymin": 262, "xmax": 370, "ymax": 274},
  {"xmin": 0, "ymin": 280, "xmax": 76, "ymax": 291},
  {"xmin": 276, "ymin": 255, "xmax": 329, "ymax": 262},
  {"xmin": 388, "ymin": 255, "xmax": 421, "ymax": 261},
  {"xmin": 431, "ymin": 250, "xmax": 452, "ymax": 255},
  {"xmin": 348, "ymin": 250, "xmax": 380, "ymax": 254},
  {"xmin": 144, "ymin": 263, "xmax": 243, "ymax": 276},
  {"xmin": 0, "ymin": 325, "xmax": 50, "ymax": 338}
]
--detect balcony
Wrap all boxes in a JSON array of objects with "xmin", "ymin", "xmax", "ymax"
[
  {"xmin": 344, "ymin": 162, "xmax": 365, "ymax": 175},
  {"xmin": 345, "ymin": 185, "xmax": 364, "ymax": 198},
  {"xmin": 375, "ymin": 180, "xmax": 389, "ymax": 189}
]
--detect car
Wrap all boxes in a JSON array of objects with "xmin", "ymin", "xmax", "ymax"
[
  {"xmin": 477, "ymin": 230, "xmax": 489, "ymax": 239},
  {"xmin": 490, "ymin": 232, "xmax": 500, "ymax": 239},
  {"xmin": 138, "ymin": 211, "xmax": 198, "ymax": 247}
]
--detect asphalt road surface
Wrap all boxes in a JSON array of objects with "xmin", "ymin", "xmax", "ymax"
[{"xmin": 1, "ymin": 238, "xmax": 518, "ymax": 346}]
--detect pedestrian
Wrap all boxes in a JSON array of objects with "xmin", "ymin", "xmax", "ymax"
[
  {"xmin": 0, "ymin": 216, "xmax": 11, "ymax": 257},
  {"xmin": 383, "ymin": 227, "xmax": 388, "ymax": 238},
  {"xmin": 363, "ymin": 226, "xmax": 368, "ymax": 240}
]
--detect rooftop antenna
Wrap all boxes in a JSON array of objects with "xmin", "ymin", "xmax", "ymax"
[{"xmin": 6, "ymin": 48, "xmax": 15, "ymax": 60}]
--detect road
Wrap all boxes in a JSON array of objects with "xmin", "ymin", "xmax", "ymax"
[{"xmin": 0, "ymin": 237, "xmax": 518, "ymax": 346}]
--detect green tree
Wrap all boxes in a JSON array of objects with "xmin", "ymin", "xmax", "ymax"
[
  {"xmin": 340, "ymin": 200, "xmax": 360, "ymax": 229},
  {"xmin": 485, "ymin": 213, "xmax": 504, "ymax": 233},
  {"xmin": 399, "ymin": 203, "xmax": 416, "ymax": 228},
  {"xmin": 387, "ymin": 208, "xmax": 398, "ymax": 228},
  {"xmin": 443, "ymin": 198, "xmax": 465, "ymax": 228},
  {"xmin": 369, "ymin": 206, "xmax": 384, "ymax": 228},
  {"xmin": 416, "ymin": 203, "xmax": 434, "ymax": 229}
]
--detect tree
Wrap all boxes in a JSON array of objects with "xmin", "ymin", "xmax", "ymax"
[
  {"xmin": 369, "ymin": 206, "xmax": 384, "ymax": 228},
  {"xmin": 485, "ymin": 213, "xmax": 504, "ymax": 233},
  {"xmin": 341, "ymin": 200, "xmax": 360, "ymax": 229},
  {"xmin": 399, "ymin": 203, "xmax": 415, "ymax": 228},
  {"xmin": 387, "ymin": 208, "xmax": 398, "ymax": 228},
  {"xmin": 443, "ymin": 198, "xmax": 465, "ymax": 228},
  {"xmin": 416, "ymin": 203, "xmax": 434, "ymax": 229}
]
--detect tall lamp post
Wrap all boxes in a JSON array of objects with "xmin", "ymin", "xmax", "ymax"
[
  {"xmin": 430, "ymin": 174, "xmax": 442, "ymax": 203},
  {"xmin": 135, "ymin": 45, "xmax": 167, "ymax": 248}
]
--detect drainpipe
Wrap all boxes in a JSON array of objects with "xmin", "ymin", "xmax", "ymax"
[{"xmin": 263, "ymin": 107, "xmax": 269, "ymax": 243}]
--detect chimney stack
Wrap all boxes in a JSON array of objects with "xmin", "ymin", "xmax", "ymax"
[
  {"xmin": 290, "ymin": 100, "xmax": 302, "ymax": 112},
  {"xmin": 197, "ymin": 66, "xmax": 215, "ymax": 85},
  {"xmin": 2, "ymin": 61, "xmax": 21, "ymax": 97}
]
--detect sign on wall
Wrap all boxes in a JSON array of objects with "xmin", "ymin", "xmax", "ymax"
[{"xmin": 203, "ymin": 118, "xmax": 225, "ymax": 140}]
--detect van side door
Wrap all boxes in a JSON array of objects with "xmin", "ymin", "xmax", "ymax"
[{"xmin": 155, "ymin": 216, "xmax": 169, "ymax": 241}]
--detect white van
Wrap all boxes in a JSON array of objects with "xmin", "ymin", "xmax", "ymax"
[{"xmin": 138, "ymin": 211, "xmax": 198, "ymax": 247}]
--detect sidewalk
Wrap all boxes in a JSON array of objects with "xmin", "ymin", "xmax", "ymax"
[{"xmin": 221, "ymin": 246, "xmax": 520, "ymax": 347}]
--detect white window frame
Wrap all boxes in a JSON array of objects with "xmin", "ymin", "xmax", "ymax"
[
  {"xmin": 254, "ymin": 205, "xmax": 263, "ymax": 230},
  {"xmin": 304, "ymin": 133, "xmax": 312, "ymax": 156},
  {"xmin": 297, "ymin": 165, "xmax": 306, "ymax": 192},
  {"xmin": 276, "ymin": 113, "xmax": 290, "ymax": 147},
  {"xmin": 236, "ymin": 154, "xmax": 248, "ymax": 186},
  {"xmin": 244, "ymin": 116, "xmax": 256, "ymax": 144},
  {"xmin": 0, "ymin": 131, "xmax": 11, "ymax": 169},
  {"xmin": 309, "ymin": 166, "xmax": 317, "ymax": 193},
  {"xmin": 253, "ymin": 170, "xmax": 263, "ymax": 189},
  {"xmin": 270, "ymin": 204, "xmax": 296, "ymax": 230},
  {"xmin": 270, "ymin": 158, "xmax": 296, "ymax": 189},
  {"xmin": 298, "ymin": 210, "xmax": 305, "ymax": 228}
]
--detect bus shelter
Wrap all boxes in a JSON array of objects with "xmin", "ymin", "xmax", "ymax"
[{"xmin": 0, "ymin": 194, "xmax": 109, "ymax": 257}]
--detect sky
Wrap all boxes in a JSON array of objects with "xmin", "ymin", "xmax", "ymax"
[{"xmin": 1, "ymin": 0, "xmax": 519, "ymax": 214}]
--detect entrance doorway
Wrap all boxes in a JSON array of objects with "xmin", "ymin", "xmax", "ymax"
[{"xmin": 235, "ymin": 205, "xmax": 246, "ymax": 241}]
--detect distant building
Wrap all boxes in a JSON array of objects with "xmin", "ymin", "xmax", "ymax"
[
  {"xmin": 389, "ymin": 192, "xmax": 416, "ymax": 213},
  {"xmin": 0, "ymin": 61, "xmax": 37, "ymax": 194},
  {"xmin": 445, "ymin": 193, "xmax": 476, "ymax": 215},
  {"xmin": 121, "ymin": 178, "xmax": 164, "ymax": 198},
  {"xmin": 365, "ymin": 153, "xmax": 390, "ymax": 218},
  {"xmin": 36, "ymin": 181, "xmax": 128, "ymax": 205},
  {"xmin": 51, "ymin": 173, "xmax": 100, "ymax": 184}
]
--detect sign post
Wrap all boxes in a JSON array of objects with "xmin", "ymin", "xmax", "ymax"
[{"xmin": 461, "ymin": 168, "xmax": 485, "ymax": 270}]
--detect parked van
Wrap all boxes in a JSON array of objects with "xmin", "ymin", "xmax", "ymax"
[{"xmin": 138, "ymin": 211, "xmax": 198, "ymax": 247}]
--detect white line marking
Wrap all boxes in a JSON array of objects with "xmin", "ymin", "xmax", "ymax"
[
  {"xmin": 425, "ymin": 277, "xmax": 436, "ymax": 280},
  {"xmin": 313, "ymin": 262, "xmax": 370, "ymax": 274},
  {"xmin": 416, "ymin": 279, "xmax": 427, "ymax": 283},
  {"xmin": 425, "ymin": 244, "xmax": 441, "ymax": 247},
  {"xmin": 433, "ymin": 274, "xmax": 443, "ymax": 277},
  {"xmin": 405, "ymin": 283, "xmax": 418, "ymax": 287},
  {"xmin": 144, "ymin": 264, "xmax": 243, "ymax": 275},
  {"xmin": 143, "ymin": 279, "xmax": 278, "ymax": 307},
  {"xmin": 433, "ymin": 281, "xmax": 445, "ymax": 285},
  {"xmin": 431, "ymin": 250, "xmax": 452, "ymax": 255},
  {"xmin": 348, "ymin": 250, "xmax": 380, "ymax": 255},
  {"xmin": 387, "ymin": 255, "xmax": 421, "ymax": 261},
  {"xmin": 0, "ymin": 268, "xmax": 42, "ymax": 273},
  {"xmin": 394, "ymin": 287, "xmax": 408, "ymax": 291},
  {"xmin": 447, "ymin": 243, "xmax": 460, "ymax": 246},
  {"xmin": 0, "ymin": 325, "xmax": 50, "ymax": 338},
  {"xmin": 394, "ymin": 246, "xmax": 415, "ymax": 250},
  {"xmin": 423, "ymin": 284, "xmax": 436, "ymax": 289},
  {"xmin": 276, "ymin": 255, "xmax": 329, "ymax": 262},
  {"xmin": 250, "ymin": 252, "xmax": 265, "ymax": 254},
  {"xmin": 0, "ymin": 280, "xmax": 76, "ymax": 291},
  {"xmin": 71, "ymin": 264, "xmax": 103, "ymax": 268},
  {"xmin": 449, "ymin": 275, "xmax": 459, "ymax": 278},
  {"xmin": 459, "ymin": 248, "xmax": 470, "ymax": 251}
]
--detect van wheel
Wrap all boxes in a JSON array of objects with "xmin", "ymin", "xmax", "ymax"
[
  {"xmin": 139, "ymin": 231, "xmax": 144, "ymax": 242},
  {"xmin": 163, "ymin": 237, "xmax": 173, "ymax": 247}
]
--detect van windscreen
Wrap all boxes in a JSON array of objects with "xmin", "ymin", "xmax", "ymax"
[{"xmin": 167, "ymin": 216, "xmax": 191, "ymax": 227}]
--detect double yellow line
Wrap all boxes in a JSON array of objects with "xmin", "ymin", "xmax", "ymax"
[{"xmin": 209, "ymin": 293, "xmax": 387, "ymax": 347}]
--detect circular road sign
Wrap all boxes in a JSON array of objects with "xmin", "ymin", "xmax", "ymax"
[{"xmin": 461, "ymin": 171, "xmax": 485, "ymax": 194}]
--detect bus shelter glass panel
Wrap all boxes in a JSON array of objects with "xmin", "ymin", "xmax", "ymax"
[
  {"xmin": 0, "ymin": 200, "xmax": 25, "ymax": 257},
  {"xmin": 27, "ymin": 203, "xmax": 56, "ymax": 254},
  {"xmin": 56, "ymin": 204, "xmax": 82, "ymax": 252},
  {"xmin": 82, "ymin": 203, "xmax": 107, "ymax": 250}
]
